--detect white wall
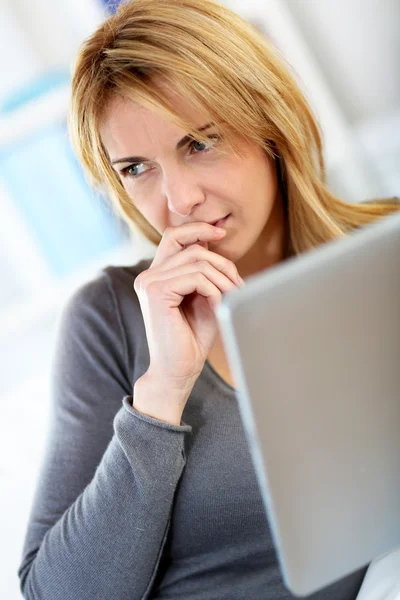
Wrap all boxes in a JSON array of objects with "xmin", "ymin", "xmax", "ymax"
[
  {"xmin": 0, "ymin": 2, "xmax": 42, "ymax": 103},
  {"xmin": 0, "ymin": 0, "xmax": 106, "ymax": 104},
  {"xmin": 283, "ymin": 0, "xmax": 400, "ymax": 123},
  {"xmin": 9, "ymin": 0, "xmax": 105, "ymax": 72}
]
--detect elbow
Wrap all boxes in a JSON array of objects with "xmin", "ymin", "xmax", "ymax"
[{"xmin": 18, "ymin": 555, "xmax": 38, "ymax": 600}]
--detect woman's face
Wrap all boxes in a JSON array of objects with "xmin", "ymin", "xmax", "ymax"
[{"xmin": 100, "ymin": 92, "xmax": 285, "ymax": 277}]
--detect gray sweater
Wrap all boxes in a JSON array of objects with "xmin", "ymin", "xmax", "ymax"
[{"xmin": 18, "ymin": 258, "xmax": 367, "ymax": 599}]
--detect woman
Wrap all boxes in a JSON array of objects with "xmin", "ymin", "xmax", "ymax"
[{"xmin": 18, "ymin": 1, "xmax": 399, "ymax": 598}]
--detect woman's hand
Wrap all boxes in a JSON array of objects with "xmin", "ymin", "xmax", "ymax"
[{"xmin": 134, "ymin": 222, "xmax": 244, "ymax": 395}]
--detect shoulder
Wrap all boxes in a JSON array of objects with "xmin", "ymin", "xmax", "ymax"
[
  {"xmin": 57, "ymin": 257, "xmax": 153, "ymax": 355},
  {"xmin": 54, "ymin": 257, "xmax": 153, "ymax": 392},
  {"xmin": 102, "ymin": 257, "xmax": 153, "ymax": 305},
  {"xmin": 62, "ymin": 257, "xmax": 152, "ymax": 321}
]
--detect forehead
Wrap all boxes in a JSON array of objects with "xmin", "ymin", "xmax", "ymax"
[{"xmin": 100, "ymin": 89, "xmax": 211, "ymax": 159}]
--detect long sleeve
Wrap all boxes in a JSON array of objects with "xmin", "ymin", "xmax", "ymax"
[{"xmin": 17, "ymin": 270, "xmax": 192, "ymax": 600}]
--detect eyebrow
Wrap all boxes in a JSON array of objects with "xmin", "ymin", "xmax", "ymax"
[{"xmin": 110, "ymin": 122, "xmax": 216, "ymax": 166}]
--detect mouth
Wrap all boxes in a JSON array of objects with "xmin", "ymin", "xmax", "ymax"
[{"xmin": 210, "ymin": 214, "xmax": 231, "ymax": 228}]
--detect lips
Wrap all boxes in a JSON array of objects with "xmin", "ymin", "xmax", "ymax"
[{"xmin": 210, "ymin": 214, "xmax": 230, "ymax": 227}]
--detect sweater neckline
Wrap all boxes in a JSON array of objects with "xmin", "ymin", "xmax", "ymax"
[{"xmin": 204, "ymin": 358, "xmax": 237, "ymax": 394}]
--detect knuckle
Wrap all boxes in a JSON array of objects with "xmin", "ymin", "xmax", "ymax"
[
  {"xmin": 195, "ymin": 271, "xmax": 206, "ymax": 282},
  {"xmin": 145, "ymin": 279, "xmax": 162, "ymax": 295},
  {"xmin": 187, "ymin": 243, "xmax": 203, "ymax": 253},
  {"xmin": 197, "ymin": 259, "xmax": 209, "ymax": 270},
  {"xmin": 221, "ymin": 259, "xmax": 236, "ymax": 279},
  {"xmin": 228, "ymin": 261, "xmax": 239, "ymax": 279}
]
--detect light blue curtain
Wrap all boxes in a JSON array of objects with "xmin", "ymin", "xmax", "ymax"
[
  {"xmin": 0, "ymin": 122, "xmax": 125, "ymax": 278},
  {"xmin": 0, "ymin": 68, "xmax": 127, "ymax": 279}
]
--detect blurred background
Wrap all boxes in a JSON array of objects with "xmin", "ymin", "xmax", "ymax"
[{"xmin": 1, "ymin": 0, "xmax": 399, "ymax": 597}]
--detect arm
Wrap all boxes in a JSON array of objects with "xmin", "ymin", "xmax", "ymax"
[{"xmin": 18, "ymin": 271, "xmax": 192, "ymax": 600}]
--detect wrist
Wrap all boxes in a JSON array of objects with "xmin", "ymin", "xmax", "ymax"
[{"xmin": 133, "ymin": 371, "xmax": 194, "ymax": 426}]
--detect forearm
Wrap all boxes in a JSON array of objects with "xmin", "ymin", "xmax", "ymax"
[{"xmin": 19, "ymin": 399, "xmax": 191, "ymax": 600}]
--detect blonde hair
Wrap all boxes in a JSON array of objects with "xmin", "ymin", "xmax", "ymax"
[{"xmin": 68, "ymin": 0, "xmax": 399, "ymax": 253}]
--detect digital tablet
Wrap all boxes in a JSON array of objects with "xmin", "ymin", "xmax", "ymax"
[{"xmin": 215, "ymin": 211, "xmax": 400, "ymax": 596}]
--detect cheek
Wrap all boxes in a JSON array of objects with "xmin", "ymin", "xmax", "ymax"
[
  {"xmin": 223, "ymin": 149, "xmax": 273, "ymax": 188},
  {"xmin": 121, "ymin": 181, "xmax": 146, "ymax": 209},
  {"xmin": 249, "ymin": 156, "xmax": 277, "ymax": 197},
  {"xmin": 219, "ymin": 161, "xmax": 268, "ymax": 202},
  {"xmin": 234, "ymin": 159, "xmax": 277, "ymax": 219},
  {"xmin": 119, "ymin": 183, "xmax": 146, "ymax": 218},
  {"xmin": 212, "ymin": 159, "xmax": 249, "ymax": 198},
  {"xmin": 123, "ymin": 184, "xmax": 164, "ymax": 229}
]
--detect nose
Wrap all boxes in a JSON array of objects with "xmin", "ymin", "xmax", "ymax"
[{"xmin": 161, "ymin": 162, "xmax": 206, "ymax": 217}]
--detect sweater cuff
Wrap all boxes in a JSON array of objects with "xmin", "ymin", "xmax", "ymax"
[
  {"xmin": 115, "ymin": 396, "xmax": 192, "ymax": 473},
  {"xmin": 121, "ymin": 395, "xmax": 192, "ymax": 431}
]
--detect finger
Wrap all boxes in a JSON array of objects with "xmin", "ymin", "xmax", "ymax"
[
  {"xmin": 143, "ymin": 261, "xmax": 240, "ymax": 297},
  {"xmin": 152, "ymin": 244, "xmax": 242, "ymax": 286},
  {"xmin": 154, "ymin": 271, "xmax": 225, "ymax": 309},
  {"xmin": 184, "ymin": 240, "xmax": 208, "ymax": 251},
  {"xmin": 151, "ymin": 223, "xmax": 226, "ymax": 268}
]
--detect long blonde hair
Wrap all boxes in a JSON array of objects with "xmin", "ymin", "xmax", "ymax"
[{"xmin": 68, "ymin": 0, "xmax": 399, "ymax": 253}]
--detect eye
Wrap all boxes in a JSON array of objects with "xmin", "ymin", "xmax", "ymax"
[
  {"xmin": 120, "ymin": 162, "xmax": 149, "ymax": 179},
  {"xmin": 188, "ymin": 135, "xmax": 220, "ymax": 154},
  {"xmin": 119, "ymin": 135, "xmax": 220, "ymax": 180}
]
